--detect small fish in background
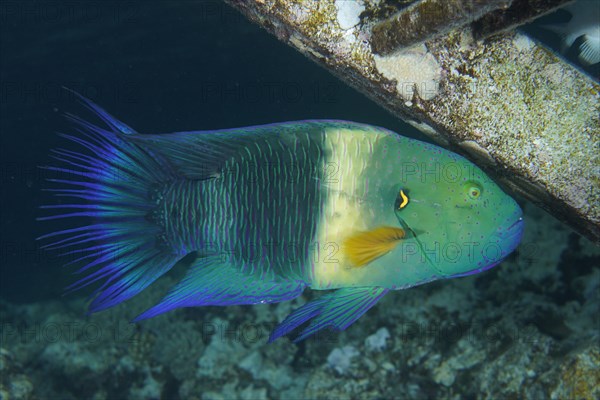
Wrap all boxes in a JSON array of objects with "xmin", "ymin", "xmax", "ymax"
[
  {"xmin": 537, "ymin": 0, "xmax": 600, "ymax": 67},
  {"xmin": 39, "ymin": 93, "xmax": 524, "ymax": 342}
]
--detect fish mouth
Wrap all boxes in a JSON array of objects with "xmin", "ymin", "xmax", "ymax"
[
  {"xmin": 506, "ymin": 217, "xmax": 524, "ymax": 235},
  {"xmin": 495, "ymin": 217, "xmax": 525, "ymax": 244},
  {"xmin": 501, "ymin": 217, "xmax": 525, "ymax": 255}
]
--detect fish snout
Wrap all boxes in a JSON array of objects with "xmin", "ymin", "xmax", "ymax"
[{"xmin": 492, "ymin": 216, "xmax": 524, "ymax": 256}]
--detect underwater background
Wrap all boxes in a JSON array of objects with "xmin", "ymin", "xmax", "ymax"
[{"xmin": 1, "ymin": 1, "xmax": 598, "ymax": 399}]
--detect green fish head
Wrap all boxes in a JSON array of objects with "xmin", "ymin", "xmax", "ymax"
[{"xmin": 391, "ymin": 141, "xmax": 524, "ymax": 278}]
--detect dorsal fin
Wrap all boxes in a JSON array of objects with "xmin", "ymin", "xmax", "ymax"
[
  {"xmin": 63, "ymin": 88, "xmax": 138, "ymax": 135},
  {"xmin": 128, "ymin": 122, "xmax": 326, "ymax": 181},
  {"xmin": 129, "ymin": 130, "xmax": 258, "ymax": 180}
]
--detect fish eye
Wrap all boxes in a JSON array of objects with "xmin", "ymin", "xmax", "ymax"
[{"xmin": 464, "ymin": 181, "xmax": 483, "ymax": 200}]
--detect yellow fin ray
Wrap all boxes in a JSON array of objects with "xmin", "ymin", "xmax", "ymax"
[{"xmin": 343, "ymin": 226, "xmax": 405, "ymax": 267}]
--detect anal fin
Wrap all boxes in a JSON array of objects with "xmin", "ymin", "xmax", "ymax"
[{"xmin": 134, "ymin": 256, "xmax": 306, "ymax": 321}]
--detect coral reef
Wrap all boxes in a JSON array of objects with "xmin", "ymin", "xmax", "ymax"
[{"xmin": 0, "ymin": 348, "xmax": 34, "ymax": 400}]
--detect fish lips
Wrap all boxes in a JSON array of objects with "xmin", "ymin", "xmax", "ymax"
[{"xmin": 495, "ymin": 217, "xmax": 525, "ymax": 253}]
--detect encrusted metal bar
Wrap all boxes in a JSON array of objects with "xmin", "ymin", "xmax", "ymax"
[
  {"xmin": 371, "ymin": 0, "xmax": 512, "ymax": 55},
  {"xmin": 471, "ymin": 0, "xmax": 575, "ymax": 40},
  {"xmin": 223, "ymin": 0, "xmax": 600, "ymax": 244}
]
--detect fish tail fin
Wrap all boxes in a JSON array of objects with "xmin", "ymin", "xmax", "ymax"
[
  {"xmin": 38, "ymin": 92, "xmax": 180, "ymax": 313},
  {"xmin": 578, "ymin": 34, "xmax": 600, "ymax": 66}
]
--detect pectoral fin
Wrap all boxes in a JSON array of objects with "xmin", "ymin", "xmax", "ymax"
[{"xmin": 343, "ymin": 226, "xmax": 405, "ymax": 267}]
